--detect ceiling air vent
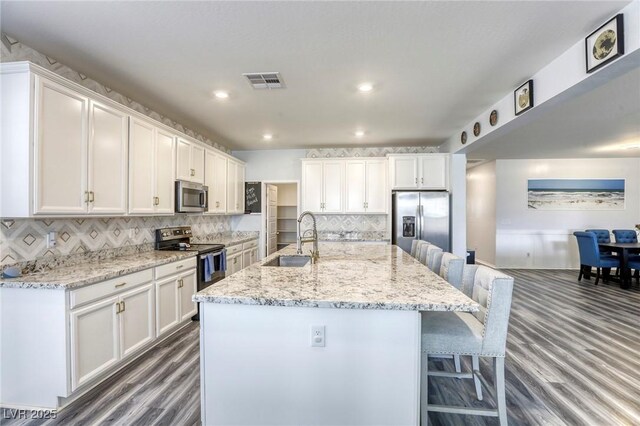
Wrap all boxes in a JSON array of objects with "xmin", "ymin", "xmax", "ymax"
[{"xmin": 243, "ymin": 72, "xmax": 285, "ymax": 89}]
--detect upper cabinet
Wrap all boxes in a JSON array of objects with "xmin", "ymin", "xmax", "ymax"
[
  {"xmin": 389, "ymin": 154, "xmax": 448, "ymax": 190},
  {"xmin": 1, "ymin": 62, "xmax": 242, "ymax": 218},
  {"xmin": 128, "ymin": 118, "xmax": 176, "ymax": 215},
  {"xmin": 226, "ymin": 159, "xmax": 245, "ymax": 215},
  {"xmin": 345, "ymin": 159, "xmax": 388, "ymax": 214},
  {"xmin": 302, "ymin": 160, "xmax": 345, "ymax": 214},
  {"xmin": 176, "ymin": 138, "xmax": 205, "ymax": 184},
  {"xmin": 205, "ymin": 150, "xmax": 227, "ymax": 214},
  {"xmin": 33, "ymin": 76, "xmax": 128, "ymax": 215}
]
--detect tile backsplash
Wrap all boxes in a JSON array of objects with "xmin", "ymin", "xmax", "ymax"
[
  {"xmin": 306, "ymin": 146, "xmax": 438, "ymax": 158},
  {"xmin": 0, "ymin": 215, "xmax": 232, "ymax": 267}
]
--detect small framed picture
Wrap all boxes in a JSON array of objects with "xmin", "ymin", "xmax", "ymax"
[
  {"xmin": 586, "ymin": 14, "xmax": 624, "ymax": 74},
  {"xmin": 514, "ymin": 80, "xmax": 534, "ymax": 116}
]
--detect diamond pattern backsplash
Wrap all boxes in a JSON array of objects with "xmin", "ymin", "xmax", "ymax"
[
  {"xmin": 306, "ymin": 146, "xmax": 438, "ymax": 158},
  {"xmin": 0, "ymin": 215, "xmax": 232, "ymax": 267}
]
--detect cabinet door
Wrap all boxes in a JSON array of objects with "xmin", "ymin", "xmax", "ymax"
[
  {"xmin": 155, "ymin": 129, "xmax": 176, "ymax": 214},
  {"xmin": 242, "ymin": 250, "xmax": 251, "ymax": 269},
  {"xmin": 213, "ymin": 153, "xmax": 228, "ymax": 213},
  {"xmin": 191, "ymin": 144, "xmax": 205, "ymax": 184},
  {"xmin": 227, "ymin": 253, "xmax": 242, "ymax": 275},
  {"xmin": 227, "ymin": 160, "xmax": 238, "ymax": 213},
  {"xmin": 390, "ymin": 157, "xmax": 418, "ymax": 189},
  {"xmin": 322, "ymin": 161, "xmax": 344, "ymax": 213},
  {"xmin": 155, "ymin": 275, "xmax": 180, "ymax": 336},
  {"xmin": 365, "ymin": 160, "xmax": 388, "ymax": 213},
  {"xmin": 301, "ymin": 161, "xmax": 323, "ymax": 213},
  {"xmin": 70, "ymin": 296, "xmax": 119, "ymax": 391},
  {"xmin": 345, "ymin": 160, "xmax": 366, "ymax": 213},
  {"xmin": 176, "ymin": 138, "xmax": 192, "ymax": 181},
  {"xmin": 34, "ymin": 77, "xmax": 88, "ymax": 214},
  {"xmin": 179, "ymin": 270, "xmax": 197, "ymax": 322},
  {"xmin": 119, "ymin": 283, "xmax": 155, "ymax": 359},
  {"xmin": 129, "ymin": 118, "xmax": 155, "ymax": 214},
  {"xmin": 87, "ymin": 101, "xmax": 128, "ymax": 214},
  {"xmin": 250, "ymin": 248, "xmax": 259, "ymax": 265},
  {"xmin": 237, "ymin": 163, "xmax": 245, "ymax": 213},
  {"xmin": 419, "ymin": 156, "xmax": 447, "ymax": 189}
]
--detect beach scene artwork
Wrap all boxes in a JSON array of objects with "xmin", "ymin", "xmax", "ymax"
[{"xmin": 527, "ymin": 179, "xmax": 625, "ymax": 210}]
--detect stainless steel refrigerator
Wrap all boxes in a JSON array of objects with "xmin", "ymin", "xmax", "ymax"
[{"xmin": 392, "ymin": 191, "xmax": 450, "ymax": 254}]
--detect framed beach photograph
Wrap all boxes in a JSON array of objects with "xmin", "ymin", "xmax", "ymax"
[
  {"xmin": 586, "ymin": 14, "xmax": 624, "ymax": 73},
  {"xmin": 514, "ymin": 80, "xmax": 534, "ymax": 115},
  {"xmin": 527, "ymin": 178, "xmax": 625, "ymax": 210}
]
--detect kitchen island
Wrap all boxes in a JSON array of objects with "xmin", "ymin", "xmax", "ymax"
[{"xmin": 194, "ymin": 242, "xmax": 478, "ymax": 425}]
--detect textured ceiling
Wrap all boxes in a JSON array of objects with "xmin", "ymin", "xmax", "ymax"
[{"xmin": 0, "ymin": 1, "xmax": 631, "ymax": 150}]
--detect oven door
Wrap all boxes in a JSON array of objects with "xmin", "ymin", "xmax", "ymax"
[
  {"xmin": 198, "ymin": 249, "xmax": 226, "ymax": 291},
  {"xmin": 176, "ymin": 180, "xmax": 208, "ymax": 213}
]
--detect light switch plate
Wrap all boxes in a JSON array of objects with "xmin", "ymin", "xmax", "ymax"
[{"xmin": 311, "ymin": 325, "xmax": 325, "ymax": 347}]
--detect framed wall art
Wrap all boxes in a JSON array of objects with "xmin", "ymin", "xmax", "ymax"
[
  {"xmin": 586, "ymin": 14, "xmax": 624, "ymax": 73},
  {"xmin": 527, "ymin": 178, "xmax": 625, "ymax": 210},
  {"xmin": 514, "ymin": 80, "xmax": 534, "ymax": 116}
]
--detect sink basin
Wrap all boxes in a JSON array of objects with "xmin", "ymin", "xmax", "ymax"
[{"xmin": 262, "ymin": 255, "xmax": 311, "ymax": 267}]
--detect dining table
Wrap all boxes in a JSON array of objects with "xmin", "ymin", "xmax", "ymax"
[{"xmin": 598, "ymin": 242, "xmax": 640, "ymax": 289}]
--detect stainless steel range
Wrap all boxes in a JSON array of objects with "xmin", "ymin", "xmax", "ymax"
[{"xmin": 155, "ymin": 226, "xmax": 226, "ymax": 320}]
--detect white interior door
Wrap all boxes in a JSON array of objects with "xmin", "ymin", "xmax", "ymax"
[
  {"xmin": 87, "ymin": 101, "xmax": 128, "ymax": 214},
  {"xmin": 302, "ymin": 162, "xmax": 323, "ymax": 212},
  {"xmin": 322, "ymin": 161, "xmax": 344, "ymax": 213},
  {"xmin": 34, "ymin": 76, "xmax": 88, "ymax": 214},
  {"xmin": 266, "ymin": 184, "xmax": 278, "ymax": 255},
  {"xmin": 128, "ymin": 118, "xmax": 155, "ymax": 214}
]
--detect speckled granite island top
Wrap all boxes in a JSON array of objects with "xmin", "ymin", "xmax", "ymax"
[
  {"xmin": 194, "ymin": 243, "xmax": 479, "ymax": 312},
  {"xmin": 0, "ymin": 251, "xmax": 196, "ymax": 290}
]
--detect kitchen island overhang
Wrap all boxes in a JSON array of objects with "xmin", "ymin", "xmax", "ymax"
[{"xmin": 195, "ymin": 243, "xmax": 478, "ymax": 425}]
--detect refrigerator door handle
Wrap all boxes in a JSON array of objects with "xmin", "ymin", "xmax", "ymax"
[{"xmin": 416, "ymin": 205, "xmax": 421, "ymax": 239}]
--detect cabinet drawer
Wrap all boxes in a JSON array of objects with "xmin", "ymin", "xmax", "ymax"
[
  {"xmin": 226, "ymin": 243, "xmax": 242, "ymax": 256},
  {"xmin": 155, "ymin": 257, "xmax": 197, "ymax": 280},
  {"xmin": 242, "ymin": 239, "xmax": 258, "ymax": 250},
  {"xmin": 70, "ymin": 269, "xmax": 153, "ymax": 309}
]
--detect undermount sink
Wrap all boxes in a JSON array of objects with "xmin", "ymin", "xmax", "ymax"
[{"xmin": 262, "ymin": 255, "xmax": 311, "ymax": 267}]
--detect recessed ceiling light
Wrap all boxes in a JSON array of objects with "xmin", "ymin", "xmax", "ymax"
[
  {"xmin": 214, "ymin": 91, "xmax": 229, "ymax": 99},
  {"xmin": 357, "ymin": 82, "xmax": 373, "ymax": 93},
  {"xmin": 263, "ymin": 133, "xmax": 273, "ymax": 141},
  {"xmin": 355, "ymin": 130, "xmax": 366, "ymax": 138}
]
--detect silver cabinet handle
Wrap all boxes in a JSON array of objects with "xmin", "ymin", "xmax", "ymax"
[
  {"xmin": 115, "ymin": 282, "xmax": 126, "ymax": 288},
  {"xmin": 115, "ymin": 302, "xmax": 121, "ymax": 314},
  {"xmin": 84, "ymin": 191, "xmax": 90, "ymax": 203},
  {"xmin": 176, "ymin": 265, "xmax": 184, "ymax": 269},
  {"xmin": 121, "ymin": 301, "xmax": 125, "ymax": 312},
  {"xmin": 415, "ymin": 177, "xmax": 417, "ymax": 184},
  {"xmin": 89, "ymin": 191, "xmax": 95, "ymax": 203},
  {"xmin": 421, "ymin": 177, "xmax": 424, "ymax": 184}
]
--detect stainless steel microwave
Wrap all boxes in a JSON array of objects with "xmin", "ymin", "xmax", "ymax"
[{"xmin": 175, "ymin": 180, "xmax": 208, "ymax": 213}]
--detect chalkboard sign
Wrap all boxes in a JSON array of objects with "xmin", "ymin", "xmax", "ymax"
[{"xmin": 245, "ymin": 182, "xmax": 262, "ymax": 213}]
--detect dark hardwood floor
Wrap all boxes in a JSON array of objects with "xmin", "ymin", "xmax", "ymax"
[{"xmin": 2, "ymin": 269, "xmax": 639, "ymax": 425}]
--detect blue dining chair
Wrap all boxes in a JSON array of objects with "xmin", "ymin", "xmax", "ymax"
[
  {"xmin": 612, "ymin": 229, "xmax": 638, "ymax": 243},
  {"xmin": 585, "ymin": 229, "xmax": 611, "ymax": 244},
  {"xmin": 573, "ymin": 231, "xmax": 620, "ymax": 285}
]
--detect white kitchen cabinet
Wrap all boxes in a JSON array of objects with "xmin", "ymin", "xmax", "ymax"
[
  {"xmin": 155, "ymin": 268, "xmax": 197, "ymax": 336},
  {"xmin": 389, "ymin": 154, "xmax": 448, "ymax": 190},
  {"xmin": 69, "ymin": 296, "xmax": 120, "ymax": 390},
  {"xmin": 88, "ymin": 101, "xmax": 129, "ymax": 214},
  {"xmin": 301, "ymin": 160, "xmax": 344, "ymax": 213},
  {"xmin": 119, "ymin": 283, "xmax": 155, "ymax": 359},
  {"xmin": 226, "ymin": 159, "xmax": 246, "ymax": 214},
  {"xmin": 345, "ymin": 159, "xmax": 387, "ymax": 214},
  {"xmin": 227, "ymin": 252, "xmax": 242, "ymax": 275},
  {"xmin": 205, "ymin": 150, "xmax": 227, "ymax": 213},
  {"xmin": 176, "ymin": 138, "xmax": 205, "ymax": 184},
  {"xmin": 129, "ymin": 117, "xmax": 176, "ymax": 215}
]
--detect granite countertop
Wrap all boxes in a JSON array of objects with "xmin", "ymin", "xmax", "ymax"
[
  {"xmin": 0, "ymin": 251, "xmax": 196, "ymax": 290},
  {"xmin": 194, "ymin": 242, "xmax": 478, "ymax": 312},
  {"xmin": 192, "ymin": 231, "xmax": 259, "ymax": 247}
]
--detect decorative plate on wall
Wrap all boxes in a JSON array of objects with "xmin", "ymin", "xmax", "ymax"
[
  {"xmin": 473, "ymin": 122, "xmax": 481, "ymax": 137},
  {"xmin": 490, "ymin": 110, "xmax": 498, "ymax": 126},
  {"xmin": 461, "ymin": 131, "xmax": 467, "ymax": 145}
]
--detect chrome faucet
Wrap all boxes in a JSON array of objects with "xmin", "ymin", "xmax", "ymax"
[{"xmin": 297, "ymin": 211, "xmax": 319, "ymax": 263}]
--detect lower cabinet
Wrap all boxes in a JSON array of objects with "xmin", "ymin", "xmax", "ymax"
[
  {"xmin": 155, "ymin": 268, "xmax": 197, "ymax": 337},
  {"xmin": 227, "ymin": 239, "xmax": 259, "ymax": 276},
  {"xmin": 227, "ymin": 252, "xmax": 243, "ymax": 275},
  {"xmin": 69, "ymin": 282, "xmax": 155, "ymax": 391}
]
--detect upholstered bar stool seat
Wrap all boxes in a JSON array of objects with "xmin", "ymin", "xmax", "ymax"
[
  {"xmin": 410, "ymin": 240, "xmax": 421, "ymax": 257},
  {"xmin": 415, "ymin": 241, "xmax": 430, "ymax": 262},
  {"xmin": 424, "ymin": 245, "xmax": 443, "ymax": 274}
]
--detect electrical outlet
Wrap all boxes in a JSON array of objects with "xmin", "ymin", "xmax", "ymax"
[
  {"xmin": 311, "ymin": 325, "xmax": 325, "ymax": 347},
  {"xmin": 47, "ymin": 231, "xmax": 57, "ymax": 248}
]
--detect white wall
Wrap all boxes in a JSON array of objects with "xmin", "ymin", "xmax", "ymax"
[
  {"xmin": 495, "ymin": 158, "xmax": 640, "ymax": 269},
  {"xmin": 466, "ymin": 161, "xmax": 497, "ymax": 266},
  {"xmin": 450, "ymin": 154, "xmax": 467, "ymax": 258},
  {"xmin": 234, "ymin": 149, "xmax": 306, "ymax": 181}
]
